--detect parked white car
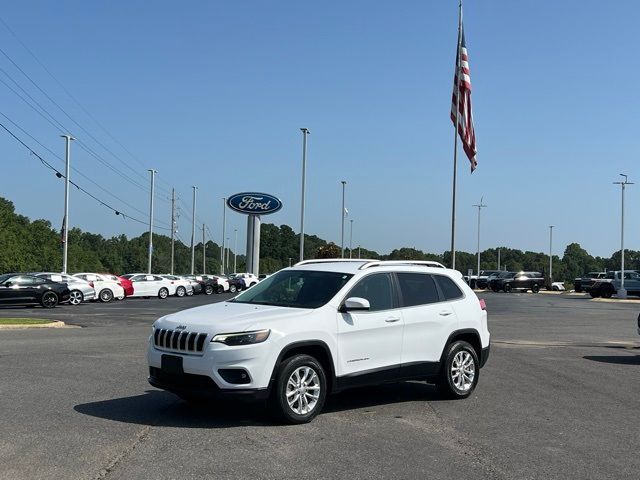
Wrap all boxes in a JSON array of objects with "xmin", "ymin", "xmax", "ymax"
[
  {"xmin": 209, "ymin": 275, "xmax": 229, "ymax": 293},
  {"xmin": 161, "ymin": 275, "xmax": 194, "ymax": 297},
  {"xmin": 122, "ymin": 274, "xmax": 177, "ymax": 299},
  {"xmin": 33, "ymin": 272, "xmax": 96, "ymax": 305},
  {"xmin": 73, "ymin": 273, "xmax": 125, "ymax": 302},
  {"xmin": 148, "ymin": 259, "xmax": 490, "ymax": 424},
  {"xmin": 231, "ymin": 272, "xmax": 259, "ymax": 288}
]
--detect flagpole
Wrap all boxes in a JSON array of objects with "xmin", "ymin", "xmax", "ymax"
[{"xmin": 450, "ymin": 0, "xmax": 463, "ymax": 270}]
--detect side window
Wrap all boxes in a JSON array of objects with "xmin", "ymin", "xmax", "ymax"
[
  {"xmin": 347, "ymin": 273, "xmax": 394, "ymax": 312},
  {"xmin": 16, "ymin": 276, "xmax": 36, "ymax": 286},
  {"xmin": 153, "ymin": 276, "xmax": 164, "ymax": 281},
  {"xmin": 396, "ymin": 273, "xmax": 439, "ymax": 307},
  {"xmin": 33, "ymin": 277, "xmax": 47, "ymax": 285},
  {"xmin": 434, "ymin": 275, "xmax": 464, "ymax": 301}
]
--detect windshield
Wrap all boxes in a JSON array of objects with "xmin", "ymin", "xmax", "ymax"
[
  {"xmin": 231, "ymin": 270, "xmax": 353, "ymax": 309},
  {"xmin": 0, "ymin": 274, "xmax": 15, "ymax": 284}
]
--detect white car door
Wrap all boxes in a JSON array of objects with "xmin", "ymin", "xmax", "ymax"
[
  {"xmin": 336, "ymin": 273, "xmax": 403, "ymax": 384},
  {"xmin": 397, "ymin": 272, "xmax": 459, "ymax": 367},
  {"xmin": 130, "ymin": 275, "xmax": 149, "ymax": 296}
]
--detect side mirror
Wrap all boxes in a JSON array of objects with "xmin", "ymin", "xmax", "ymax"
[{"xmin": 340, "ymin": 297, "xmax": 370, "ymax": 312}]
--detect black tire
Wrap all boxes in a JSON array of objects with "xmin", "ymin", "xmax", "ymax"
[
  {"xmin": 69, "ymin": 290, "xmax": 84, "ymax": 305},
  {"xmin": 269, "ymin": 354, "xmax": 327, "ymax": 424},
  {"xmin": 590, "ymin": 290, "xmax": 601, "ymax": 298},
  {"xmin": 217, "ymin": 285, "xmax": 224, "ymax": 294},
  {"xmin": 491, "ymin": 286, "xmax": 499, "ymax": 292},
  {"xmin": 41, "ymin": 291, "xmax": 58, "ymax": 309},
  {"xmin": 204, "ymin": 285, "xmax": 214, "ymax": 295},
  {"xmin": 175, "ymin": 286, "xmax": 186, "ymax": 297},
  {"xmin": 249, "ymin": 282, "xmax": 256, "ymax": 288},
  {"xmin": 99, "ymin": 288, "xmax": 114, "ymax": 303},
  {"xmin": 229, "ymin": 284, "xmax": 237, "ymax": 293},
  {"xmin": 158, "ymin": 287, "xmax": 169, "ymax": 299},
  {"xmin": 602, "ymin": 286, "xmax": 613, "ymax": 299},
  {"xmin": 436, "ymin": 340, "xmax": 479, "ymax": 399},
  {"xmin": 575, "ymin": 286, "xmax": 583, "ymax": 293},
  {"xmin": 503, "ymin": 284, "xmax": 512, "ymax": 293},
  {"xmin": 531, "ymin": 284, "xmax": 540, "ymax": 293}
]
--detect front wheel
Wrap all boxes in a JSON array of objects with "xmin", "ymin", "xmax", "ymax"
[
  {"xmin": 269, "ymin": 354, "xmax": 327, "ymax": 424},
  {"xmin": 229, "ymin": 284, "xmax": 237, "ymax": 293},
  {"xmin": 69, "ymin": 290, "xmax": 84, "ymax": 305},
  {"xmin": 99, "ymin": 289, "xmax": 114, "ymax": 303},
  {"xmin": 204, "ymin": 285, "xmax": 214, "ymax": 295},
  {"xmin": 158, "ymin": 287, "xmax": 169, "ymax": 299},
  {"xmin": 217, "ymin": 285, "xmax": 224, "ymax": 294},
  {"xmin": 41, "ymin": 291, "xmax": 59, "ymax": 308},
  {"xmin": 436, "ymin": 341, "xmax": 479, "ymax": 399},
  {"xmin": 176, "ymin": 286, "xmax": 186, "ymax": 297},
  {"xmin": 531, "ymin": 284, "xmax": 540, "ymax": 293},
  {"xmin": 503, "ymin": 284, "xmax": 512, "ymax": 293}
]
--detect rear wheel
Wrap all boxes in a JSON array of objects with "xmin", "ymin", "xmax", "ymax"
[
  {"xmin": 436, "ymin": 340, "xmax": 479, "ymax": 399},
  {"xmin": 204, "ymin": 285, "xmax": 214, "ymax": 295},
  {"xmin": 99, "ymin": 289, "xmax": 114, "ymax": 303},
  {"xmin": 229, "ymin": 284, "xmax": 237, "ymax": 293},
  {"xmin": 158, "ymin": 287, "xmax": 169, "ymax": 299},
  {"xmin": 217, "ymin": 285, "xmax": 224, "ymax": 293},
  {"xmin": 531, "ymin": 284, "xmax": 540, "ymax": 293},
  {"xmin": 41, "ymin": 291, "xmax": 59, "ymax": 309},
  {"xmin": 69, "ymin": 290, "xmax": 84, "ymax": 305},
  {"xmin": 602, "ymin": 286, "xmax": 614, "ymax": 298},
  {"xmin": 269, "ymin": 354, "xmax": 327, "ymax": 424},
  {"xmin": 503, "ymin": 284, "xmax": 512, "ymax": 293},
  {"xmin": 176, "ymin": 286, "xmax": 186, "ymax": 297}
]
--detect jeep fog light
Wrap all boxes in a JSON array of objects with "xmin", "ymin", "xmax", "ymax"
[{"xmin": 211, "ymin": 329, "xmax": 270, "ymax": 346}]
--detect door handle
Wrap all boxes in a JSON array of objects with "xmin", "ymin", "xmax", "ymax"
[
  {"xmin": 385, "ymin": 316, "xmax": 401, "ymax": 323},
  {"xmin": 439, "ymin": 311, "xmax": 453, "ymax": 316}
]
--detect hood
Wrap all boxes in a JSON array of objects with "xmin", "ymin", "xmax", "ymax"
[{"xmin": 153, "ymin": 300, "xmax": 311, "ymax": 334}]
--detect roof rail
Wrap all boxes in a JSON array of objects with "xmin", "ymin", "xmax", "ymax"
[
  {"xmin": 294, "ymin": 259, "xmax": 372, "ymax": 267},
  {"xmin": 359, "ymin": 260, "xmax": 446, "ymax": 270}
]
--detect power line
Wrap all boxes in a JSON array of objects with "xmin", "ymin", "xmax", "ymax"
[{"xmin": 0, "ymin": 119, "xmax": 170, "ymax": 231}]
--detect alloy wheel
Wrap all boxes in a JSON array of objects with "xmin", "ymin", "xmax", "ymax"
[
  {"xmin": 42, "ymin": 292, "xmax": 57, "ymax": 308},
  {"xmin": 285, "ymin": 366, "xmax": 321, "ymax": 415},
  {"xmin": 450, "ymin": 351, "xmax": 476, "ymax": 392},
  {"xmin": 69, "ymin": 290, "xmax": 83, "ymax": 305}
]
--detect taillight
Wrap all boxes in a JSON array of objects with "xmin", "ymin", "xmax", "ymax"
[{"xmin": 479, "ymin": 299, "xmax": 486, "ymax": 310}]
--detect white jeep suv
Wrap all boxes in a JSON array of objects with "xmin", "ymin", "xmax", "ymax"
[{"xmin": 147, "ymin": 260, "xmax": 490, "ymax": 423}]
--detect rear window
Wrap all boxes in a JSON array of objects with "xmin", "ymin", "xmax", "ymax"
[
  {"xmin": 396, "ymin": 273, "xmax": 439, "ymax": 307},
  {"xmin": 434, "ymin": 275, "xmax": 464, "ymax": 301}
]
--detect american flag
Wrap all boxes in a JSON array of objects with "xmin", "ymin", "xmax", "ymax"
[{"xmin": 451, "ymin": 24, "xmax": 477, "ymax": 171}]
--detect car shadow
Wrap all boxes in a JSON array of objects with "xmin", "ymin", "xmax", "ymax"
[
  {"xmin": 583, "ymin": 355, "xmax": 640, "ymax": 365},
  {"xmin": 74, "ymin": 382, "xmax": 447, "ymax": 428}
]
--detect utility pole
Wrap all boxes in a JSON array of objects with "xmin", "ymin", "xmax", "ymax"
[
  {"xmin": 349, "ymin": 219, "xmax": 354, "ymax": 259},
  {"xmin": 497, "ymin": 248, "xmax": 501, "ymax": 271},
  {"xmin": 549, "ymin": 226, "xmax": 554, "ymax": 287},
  {"xmin": 358, "ymin": 246, "xmax": 361, "ymax": 259},
  {"xmin": 226, "ymin": 237, "xmax": 230, "ymax": 271},
  {"xmin": 147, "ymin": 169, "xmax": 157, "ymax": 274},
  {"xmin": 288, "ymin": 257, "xmax": 292, "ymax": 267},
  {"xmin": 202, "ymin": 224, "xmax": 206, "ymax": 274},
  {"xmin": 341, "ymin": 180, "xmax": 347, "ymax": 258},
  {"xmin": 299, "ymin": 128, "xmax": 310, "ymax": 262},
  {"xmin": 170, "ymin": 188, "xmax": 176, "ymax": 275},
  {"xmin": 234, "ymin": 228, "xmax": 238, "ymax": 273},
  {"xmin": 473, "ymin": 197, "xmax": 487, "ymax": 276},
  {"xmin": 60, "ymin": 134, "xmax": 74, "ymax": 273},
  {"xmin": 614, "ymin": 174, "xmax": 633, "ymax": 298},
  {"xmin": 190, "ymin": 186, "xmax": 197, "ymax": 275},
  {"xmin": 221, "ymin": 197, "xmax": 227, "ymax": 274}
]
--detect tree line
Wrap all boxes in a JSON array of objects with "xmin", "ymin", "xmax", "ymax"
[{"xmin": 0, "ymin": 196, "xmax": 635, "ymax": 281}]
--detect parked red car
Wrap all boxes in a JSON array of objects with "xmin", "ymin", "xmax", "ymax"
[{"xmin": 117, "ymin": 276, "xmax": 134, "ymax": 297}]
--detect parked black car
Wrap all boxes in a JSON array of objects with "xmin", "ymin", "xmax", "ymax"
[
  {"xmin": 183, "ymin": 275, "xmax": 218, "ymax": 295},
  {"xmin": 228, "ymin": 276, "xmax": 246, "ymax": 293},
  {"xmin": 574, "ymin": 272, "xmax": 606, "ymax": 293},
  {"xmin": 0, "ymin": 273, "xmax": 70, "ymax": 308},
  {"xmin": 476, "ymin": 270, "xmax": 502, "ymax": 289},
  {"xmin": 490, "ymin": 271, "xmax": 544, "ymax": 293}
]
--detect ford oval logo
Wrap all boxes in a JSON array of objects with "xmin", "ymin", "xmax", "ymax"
[{"xmin": 227, "ymin": 192, "xmax": 283, "ymax": 215}]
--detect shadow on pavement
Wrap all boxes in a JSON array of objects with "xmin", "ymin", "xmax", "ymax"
[
  {"xmin": 75, "ymin": 382, "xmax": 446, "ymax": 427},
  {"xmin": 583, "ymin": 355, "xmax": 640, "ymax": 365}
]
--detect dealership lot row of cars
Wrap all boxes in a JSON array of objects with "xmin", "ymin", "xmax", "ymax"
[{"xmin": 0, "ymin": 271, "xmax": 261, "ymax": 308}]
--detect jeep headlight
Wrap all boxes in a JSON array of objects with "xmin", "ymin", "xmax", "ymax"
[{"xmin": 211, "ymin": 329, "xmax": 270, "ymax": 346}]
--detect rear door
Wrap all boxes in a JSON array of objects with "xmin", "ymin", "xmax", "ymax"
[{"xmin": 336, "ymin": 273, "xmax": 403, "ymax": 383}]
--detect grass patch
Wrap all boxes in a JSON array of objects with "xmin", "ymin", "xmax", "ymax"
[{"xmin": 0, "ymin": 318, "xmax": 54, "ymax": 325}]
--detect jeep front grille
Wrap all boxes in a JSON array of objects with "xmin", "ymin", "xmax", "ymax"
[{"xmin": 153, "ymin": 328, "xmax": 208, "ymax": 353}]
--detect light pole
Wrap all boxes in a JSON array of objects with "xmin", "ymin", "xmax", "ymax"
[
  {"xmin": 60, "ymin": 134, "xmax": 74, "ymax": 273},
  {"xmin": 349, "ymin": 219, "xmax": 354, "ymax": 259},
  {"xmin": 226, "ymin": 237, "xmax": 230, "ymax": 271},
  {"xmin": 147, "ymin": 169, "xmax": 157, "ymax": 274},
  {"xmin": 234, "ymin": 228, "xmax": 238, "ymax": 273},
  {"xmin": 170, "ymin": 188, "xmax": 176, "ymax": 275},
  {"xmin": 548, "ymin": 226, "xmax": 554, "ymax": 287},
  {"xmin": 190, "ymin": 186, "xmax": 197, "ymax": 275},
  {"xmin": 614, "ymin": 174, "xmax": 633, "ymax": 298},
  {"xmin": 341, "ymin": 180, "xmax": 347, "ymax": 258},
  {"xmin": 288, "ymin": 257, "xmax": 292, "ymax": 267},
  {"xmin": 202, "ymin": 224, "xmax": 206, "ymax": 274},
  {"xmin": 221, "ymin": 197, "xmax": 227, "ymax": 275},
  {"xmin": 299, "ymin": 128, "xmax": 310, "ymax": 262},
  {"xmin": 497, "ymin": 248, "xmax": 501, "ymax": 271},
  {"xmin": 473, "ymin": 197, "xmax": 487, "ymax": 276}
]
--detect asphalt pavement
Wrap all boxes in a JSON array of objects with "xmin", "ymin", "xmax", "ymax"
[{"xmin": 1, "ymin": 292, "xmax": 639, "ymax": 479}]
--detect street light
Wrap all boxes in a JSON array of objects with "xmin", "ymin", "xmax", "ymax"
[
  {"xmin": 614, "ymin": 174, "xmax": 633, "ymax": 298},
  {"xmin": 299, "ymin": 128, "xmax": 310, "ymax": 262},
  {"xmin": 549, "ymin": 226, "xmax": 554, "ymax": 288},
  {"xmin": 60, "ymin": 134, "xmax": 74, "ymax": 273},
  {"xmin": 221, "ymin": 197, "xmax": 227, "ymax": 274},
  {"xmin": 147, "ymin": 169, "xmax": 157, "ymax": 274},
  {"xmin": 341, "ymin": 180, "xmax": 347, "ymax": 258},
  {"xmin": 349, "ymin": 219, "xmax": 354, "ymax": 259},
  {"xmin": 472, "ymin": 197, "xmax": 487, "ymax": 276}
]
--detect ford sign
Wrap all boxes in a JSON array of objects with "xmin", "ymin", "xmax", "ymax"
[{"xmin": 227, "ymin": 192, "xmax": 283, "ymax": 215}]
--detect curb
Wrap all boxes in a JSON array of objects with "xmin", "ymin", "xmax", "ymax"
[
  {"xmin": 0, "ymin": 320, "xmax": 68, "ymax": 330},
  {"xmin": 591, "ymin": 297, "xmax": 640, "ymax": 304}
]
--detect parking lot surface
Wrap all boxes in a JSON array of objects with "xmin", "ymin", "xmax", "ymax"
[{"xmin": 1, "ymin": 292, "xmax": 639, "ymax": 479}]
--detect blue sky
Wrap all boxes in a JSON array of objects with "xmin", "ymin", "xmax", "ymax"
[{"xmin": 0, "ymin": 0, "xmax": 638, "ymax": 258}]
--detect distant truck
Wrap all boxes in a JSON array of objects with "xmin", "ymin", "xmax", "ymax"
[
  {"xmin": 574, "ymin": 272, "xmax": 607, "ymax": 293},
  {"xmin": 589, "ymin": 271, "xmax": 640, "ymax": 298}
]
